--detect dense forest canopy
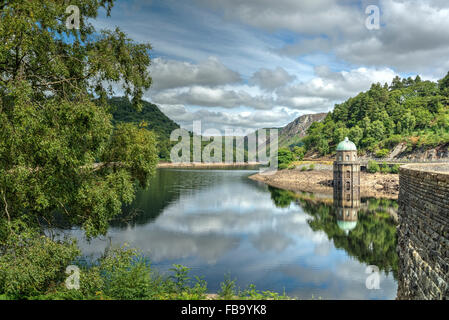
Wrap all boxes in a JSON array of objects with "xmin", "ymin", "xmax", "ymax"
[{"xmin": 303, "ymin": 73, "xmax": 449, "ymax": 156}]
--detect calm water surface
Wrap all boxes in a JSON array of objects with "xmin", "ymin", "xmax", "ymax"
[{"xmin": 68, "ymin": 168, "xmax": 398, "ymax": 299}]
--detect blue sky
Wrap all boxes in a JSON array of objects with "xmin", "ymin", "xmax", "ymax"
[{"xmin": 92, "ymin": 0, "xmax": 449, "ymax": 133}]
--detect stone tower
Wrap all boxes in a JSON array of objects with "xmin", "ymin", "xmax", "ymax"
[{"xmin": 333, "ymin": 137, "xmax": 360, "ymax": 207}]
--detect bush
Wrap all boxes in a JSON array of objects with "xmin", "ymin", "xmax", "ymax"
[
  {"xmin": 300, "ymin": 166, "xmax": 307, "ymax": 171},
  {"xmin": 0, "ymin": 222, "xmax": 80, "ymax": 299},
  {"xmin": 308, "ymin": 164, "xmax": 315, "ymax": 171},
  {"xmin": 375, "ymin": 149, "xmax": 390, "ymax": 158},
  {"xmin": 278, "ymin": 148, "xmax": 295, "ymax": 167},
  {"xmin": 278, "ymin": 163, "xmax": 289, "ymax": 170},
  {"xmin": 99, "ymin": 246, "xmax": 153, "ymax": 300},
  {"xmin": 390, "ymin": 164, "xmax": 401, "ymax": 174},
  {"xmin": 367, "ymin": 160, "xmax": 380, "ymax": 173},
  {"xmin": 293, "ymin": 146, "xmax": 306, "ymax": 161},
  {"xmin": 380, "ymin": 162, "xmax": 391, "ymax": 174},
  {"xmin": 218, "ymin": 273, "xmax": 237, "ymax": 299}
]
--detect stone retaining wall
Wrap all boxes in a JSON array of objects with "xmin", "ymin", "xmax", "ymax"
[{"xmin": 397, "ymin": 164, "xmax": 449, "ymax": 299}]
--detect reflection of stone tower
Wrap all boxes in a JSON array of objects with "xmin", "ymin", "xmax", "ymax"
[
  {"xmin": 334, "ymin": 197, "xmax": 359, "ymax": 234},
  {"xmin": 333, "ymin": 137, "xmax": 361, "ymax": 234},
  {"xmin": 333, "ymin": 137, "xmax": 360, "ymax": 206}
]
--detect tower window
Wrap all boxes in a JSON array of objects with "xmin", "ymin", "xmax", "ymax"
[
  {"xmin": 346, "ymin": 170, "xmax": 351, "ymax": 178},
  {"xmin": 346, "ymin": 155, "xmax": 350, "ymax": 161},
  {"xmin": 346, "ymin": 181, "xmax": 350, "ymax": 191}
]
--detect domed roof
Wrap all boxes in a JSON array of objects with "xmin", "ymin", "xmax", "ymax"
[
  {"xmin": 337, "ymin": 220, "xmax": 357, "ymax": 232},
  {"xmin": 336, "ymin": 137, "xmax": 357, "ymax": 151}
]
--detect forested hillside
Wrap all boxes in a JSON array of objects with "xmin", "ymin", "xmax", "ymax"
[
  {"xmin": 303, "ymin": 73, "xmax": 449, "ymax": 157},
  {"xmin": 109, "ymin": 97, "xmax": 180, "ymax": 160}
]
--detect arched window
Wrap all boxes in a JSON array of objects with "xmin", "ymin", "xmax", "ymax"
[
  {"xmin": 346, "ymin": 155, "xmax": 350, "ymax": 161},
  {"xmin": 346, "ymin": 170, "xmax": 351, "ymax": 178},
  {"xmin": 346, "ymin": 181, "xmax": 351, "ymax": 191}
]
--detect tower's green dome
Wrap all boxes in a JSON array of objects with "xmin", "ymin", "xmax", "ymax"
[
  {"xmin": 336, "ymin": 137, "xmax": 357, "ymax": 151},
  {"xmin": 337, "ymin": 220, "xmax": 357, "ymax": 231}
]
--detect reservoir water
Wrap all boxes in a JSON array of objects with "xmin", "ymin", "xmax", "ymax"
[{"xmin": 67, "ymin": 168, "xmax": 398, "ymax": 299}]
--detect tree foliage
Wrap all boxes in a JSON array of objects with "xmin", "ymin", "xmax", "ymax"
[
  {"xmin": 303, "ymin": 75, "xmax": 449, "ymax": 155},
  {"xmin": 0, "ymin": 0, "xmax": 158, "ymax": 239}
]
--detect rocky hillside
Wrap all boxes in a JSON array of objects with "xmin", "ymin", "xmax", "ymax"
[{"xmin": 278, "ymin": 113, "xmax": 327, "ymax": 148}]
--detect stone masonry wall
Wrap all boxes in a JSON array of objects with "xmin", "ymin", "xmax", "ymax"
[{"xmin": 397, "ymin": 164, "xmax": 449, "ymax": 300}]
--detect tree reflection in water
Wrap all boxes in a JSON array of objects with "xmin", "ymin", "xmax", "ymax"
[{"xmin": 268, "ymin": 186, "xmax": 398, "ymax": 279}]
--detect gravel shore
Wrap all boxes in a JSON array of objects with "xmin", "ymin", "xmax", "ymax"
[{"xmin": 249, "ymin": 169, "xmax": 399, "ymax": 199}]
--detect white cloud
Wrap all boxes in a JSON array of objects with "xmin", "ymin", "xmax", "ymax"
[
  {"xmin": 151, "ymin": 85, "xmax": 274, "ymax": 109},
  {"xmin": 150, "ymin": 57, "xmax": 241, "ymax": 91},
  {"xmin": 276, "ymin": 66, "xmax": 397, "ymax": 110},
  {"xmin": 250, "ymin": 67, "xmax": 296, "ymax": 91},
  {"xmin": 158, "ymin": 104, "xmax": 300, "ymax": 133},
  {"xmin": 195, "ymin": 0, "xmax": 363, "ymax": 36}
]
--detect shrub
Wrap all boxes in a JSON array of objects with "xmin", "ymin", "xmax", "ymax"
[
  {"xmin": 390, "ymin": 164, "xmax": 401, "ymax": 174},
  {"xmin": 308, "ymin": 164, "xmax": 315, "ymax": 171},
  {"xmin": 375, "ymin": 149, "xmax": 390, "ymax": 158},
  {"xmin": 218, "ymin": 274, "xmax": 237, "ymax": 300},
  {"xmin": 367, "ymin": 160, "xmax": 380, "ymax": 173},
  {"xmin": 0, "ymin": 222, "xmax": 80, "ymax": 299},
  {"xmin": 380, "ymin": 162, "xmax": 391, "ymax": 174},
  {"xmin": 293, "ymin": 146, "xmax": 306, "ymax": 161},
  {"xmin": 278, "ymin": 148, "xmax": 295, "ymax": 167},
  {"xmin": 99, "ymin": 246, "xmax": 152, "ymax": 300},
  {"xmin": 300, "ymin": 166, "xmax": 307, "ymax": 171},
  {"xmin": 278, "ymin": 163, "xmax": 289, "ymax": 170}
]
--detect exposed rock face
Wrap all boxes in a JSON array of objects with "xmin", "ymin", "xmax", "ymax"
[
  {"xmin": 278, "ymin": 113, "xmax": 327, "ymax": 147},
  {"xmin": 364, "ymin": 142, "xmax": 449, "ymax": 162},
  {"xmin": 397, "ymin": 164, "xmax": 449, "ymax": 300},
  {"xmin": 391, "ymin": 143, "xmax": 449, "ymax": 161},
  {"xmin": 255, "ymin": 112, "xmax": 328, "ymax": 153}
]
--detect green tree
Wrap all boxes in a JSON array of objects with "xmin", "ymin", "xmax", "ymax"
[
  {"xmin": 439, "ymin": 71, "xmax": 449, "ymax": 96},
  {"xmin": 348, "ymin": 125, "xmax": 363, "ymax": 146},
  {"xmin": 293, "ymin": 146, "xmax": 306, "ymax": 161},
  {"xmin": 368, "ymin": 120, "xmax": 385, "ymax": 141},
  {"xmin": 333, "ymin": 126, "xmax": 349, "ymax": 145},
  {"xmin": 367, "ymin": 160, "xmax": 380, "ymax": 173},
  {"xmin": 0, "ymin": 1, "xmax": 157, "ymax": 239},
  {"xmin": 278, "ymin": 148, "xmax": 295, "ymax": 167}
]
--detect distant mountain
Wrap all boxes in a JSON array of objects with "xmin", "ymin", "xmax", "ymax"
[
  {"xmin": 278, "ymin": 113, "xmax": 328, "ymax": 148},
  {"xmin": 108, "ymin": 97, "xmax": 179, "ymax": 139},
  {"xmin": 252, "ymin": 113, "xmax": 327, "ymax": 158},
  {"xmin": 108, "ymin": 97, "xmax": 180, "ymax": 160}
]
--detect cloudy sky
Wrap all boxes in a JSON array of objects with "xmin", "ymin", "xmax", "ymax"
[{"xmin": 94, "ymin": 0, "xmax": 449, "ymax": 134}]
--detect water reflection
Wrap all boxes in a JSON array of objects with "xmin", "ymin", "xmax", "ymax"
[
  {"xmin": 63, "ymin": 169, "xmax": 398, "ymax": 299},
  {"xmin": 269, "ymin": 186, "xmax": 398, "ymax": 279}
]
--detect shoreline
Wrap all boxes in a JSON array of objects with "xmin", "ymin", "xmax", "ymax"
[
  {"xmin": 249, "ymin": 169, "xmax": 399, "ymax": 200},
  {"xmin": 157, "ymin": 162, "xmax": 261, "ymax": 169}
]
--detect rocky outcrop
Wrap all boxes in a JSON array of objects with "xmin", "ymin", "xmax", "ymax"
[
  {"xmin": 278, "ymin": 113, "xmax": 327, "ymax": 147},
  {"xmin": 391, "ymin": 143, "xmax": 449, "ymax": 161}
]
